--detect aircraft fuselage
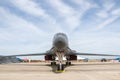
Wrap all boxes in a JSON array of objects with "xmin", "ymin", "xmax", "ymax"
[{"xmin": 53, "ymin": 33, "xmax": 68, "ymax": 51}]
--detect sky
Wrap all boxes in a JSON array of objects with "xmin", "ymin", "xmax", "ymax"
[{"xmin": 0, "ymin": 0, "xmax": 120, "ymax": 59}]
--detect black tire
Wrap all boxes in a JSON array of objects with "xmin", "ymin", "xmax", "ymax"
[
  {"xmin": 51, "ymin": 62, "xmax": 53, "ymax": 66},
  {"xmin": 69, "ymin": 62, "xmax": 71, "ymax": 65},
  {"xmin": 57, "ymin": 64, "xmax": 64, "ymax": 71},
  {"xmin": 51, "ymin": 62, "xmax": 56, "ymax": 66},
  {"xmin": 66, "ymin": 62, "xmax": 71, "ymax": 65},
  {"xmin": 57, "ymin": 64, "xmax": 60, "ymax": 71},
  {"xmin": 66, "ymin": 62, "xmax": 69, "ymax": 65},
  {"xmin": 61, "ymin": 65, "xmax": 64, "ymax": 70},
  {"xmin": 53, "ymin": 62, "xmax": 56, "ymax": 65}
]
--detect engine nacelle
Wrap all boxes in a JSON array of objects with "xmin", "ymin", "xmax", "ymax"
[
  {"xmin": 68, "ymin": 55, "xmax": 77, "ymax": 60},
  {"xmin": 45, "ymin": 55, "xmax": 54, "ymax": 60}
]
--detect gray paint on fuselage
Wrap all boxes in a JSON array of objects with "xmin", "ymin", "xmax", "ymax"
[{"xmin": 53, "ymin": 33, "xmax": 68, "ymax": 50}]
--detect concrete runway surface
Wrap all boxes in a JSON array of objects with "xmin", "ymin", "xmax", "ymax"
[{"xmin": 0, "ymin": 62, "xmax": 120, "ymax": 80}]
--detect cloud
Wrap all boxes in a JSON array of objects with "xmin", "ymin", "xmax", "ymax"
[
  {"xmin": 103, "ymin": 0, "xmax": 115, "ymax": 11},
  {"xmin": 10, "ymin": 0, "xmax": 64, "ymax": 32},
  {"xmin": 97, "ymin": 11, "xmax": 109, "ymax": 18},
  {"xmin": 96, "ymin": 0, "xmax": 115, "ymax": 18},
  {"xmin": 93, "ymin": 8, "xmax": 120, "ymax": 31},
  {"xmin": 95, "ymin": 16, "xmax": 119, "ymax": 30},
  {"xmin": 10, "ymin": 0, "xmax": 45, "ymax": 17},
  {"xmin": 0, "ymin": 7, "xmax": 47, "ymax": 43},
  {"xmin": 0, "ymin": 7, "xmax": 52, "ymax": 55},
  {"xmin": 47, "ymin": 0, "xmax": 81, "ymax": 31},
  {"xmin": 70, "ymin": 0, "xmax": 98, "ymax": 30},
  {"xmin": 90, "ymin": 0, "xmax": 120, "ymax": 31},
  {"xmin": 69, "ymin": 32, "xmax": 120, "ymax": 55},
  {"xmin": 111, "ymin": 9, "xmax": 120, "ymax": 16},
  {"xmin": 46, "ymin": 0, "xmax": 97, "ymax": 32},
  {"xmin": 71, "ymin": 0, "xmax": 97, "ymax": 10}
]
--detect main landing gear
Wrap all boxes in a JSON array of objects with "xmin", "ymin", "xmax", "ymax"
[
  {"xmin": 66, "ymin": 62, "xmax": 71, "ymax": 66},
  {"xmin": 51, "ymin": 62, "xmax": 56, "ymax": 66}
]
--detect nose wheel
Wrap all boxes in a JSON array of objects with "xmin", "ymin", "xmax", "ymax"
[{"xmin": 57, "ymin": 64, "xmax": 64, "ymax": 72}]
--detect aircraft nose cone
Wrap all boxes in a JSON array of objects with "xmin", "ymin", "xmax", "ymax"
[
  {"xmin": 58, "ymin": 40, "xmax": 63, "ymax": 43},
  {"xmin": 55, "ymin": 40, "xmax": 65, "ymax": 48}
]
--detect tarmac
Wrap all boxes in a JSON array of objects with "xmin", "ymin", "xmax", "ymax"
[{"xmin": 0, "ymin": 62, "xmax": 120, "ymax": 80}]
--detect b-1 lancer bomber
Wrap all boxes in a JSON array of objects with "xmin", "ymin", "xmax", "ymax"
[{"xmin": 2, "ymin": 33, "xmax": 120, "ymax": 72}]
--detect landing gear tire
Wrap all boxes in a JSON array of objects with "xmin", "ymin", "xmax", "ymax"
[
  {"xmin": 51, "ymin": 62, "xmax": 56, "ymax": 66},
  {"xmin": 53, "ymin": 62, "xmax": 56, "ymax": 65},
  {"xmin": 69, "ymin": 62, "xmax": 71, "ymax": 65},
  {"xmin": 66, "ymin": 62, "xmax": 69, "ymax": 66},
  {"xmin": 57, "ymin": 64, "xmax": 64, "ymax": 71},
  {"xmin": 66, "ymin": 62, "xmax": 71, "ymax": 66}
]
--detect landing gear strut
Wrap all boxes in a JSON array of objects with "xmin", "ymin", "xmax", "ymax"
[{"xmin": 55, "ymin": 52, "xmax": 65, "ymax": 71}]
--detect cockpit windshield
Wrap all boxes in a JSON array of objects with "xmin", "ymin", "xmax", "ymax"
[{"xmin": 53, "ymin": 33, "xmax": 68, "ymax": 40}]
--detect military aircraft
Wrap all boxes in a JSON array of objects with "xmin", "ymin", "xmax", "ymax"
[{"xmin": 2, "ymin": 33, "xmax": 120, "ymax": 71}]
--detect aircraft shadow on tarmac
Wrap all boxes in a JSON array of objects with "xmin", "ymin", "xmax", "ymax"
[
  {"xmin": 14, "ymin": 63, "xmax": 48, "ymax": 66},
  {"xmin": 18, "ymin": 63, "xmax": 72, "ymax": 73},
  {"xmin": 12, "ymin": 63, "xmax": 62, "ymax": 73},
  {"xmin": 47, "ymin": 64, "xmax": 65, "ymax": 73},
  {"xmin": 45, "ymin": 63, "xmax": 118, "ymax": 73},
  {"xmin": 49, "ymin": 63, "xmax": 120, "ymax": 73}
]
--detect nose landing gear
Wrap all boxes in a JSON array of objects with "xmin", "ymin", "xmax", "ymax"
[
  {"xmin": 57, "ymin": 63, "xmax": 64, "ymax": 70},
  {"xmin": 56, "ymin": 63, "xmax": 65, "ymax": 72},
  {"xmin": 55, "ymin": 52, "xmax": 65, "ymax": 72}
]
